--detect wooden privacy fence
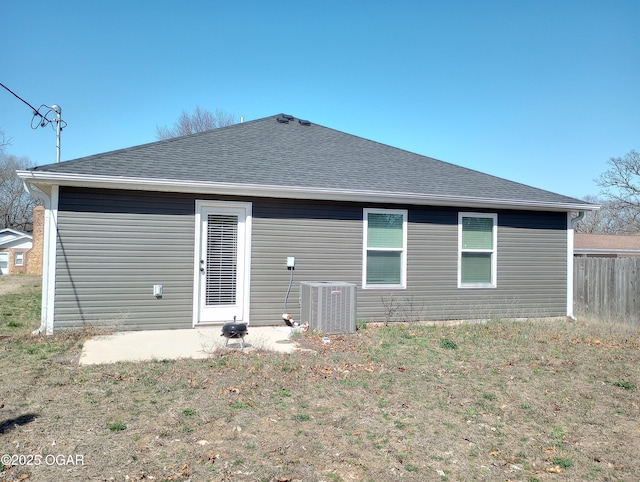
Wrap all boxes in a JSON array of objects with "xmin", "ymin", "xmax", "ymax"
[{"xmin": 574, "ymin": 256, "xmax": 640, "ymax": 323}]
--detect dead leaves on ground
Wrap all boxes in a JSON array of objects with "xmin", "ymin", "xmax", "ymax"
[{"xmin": 311, "ymin": 362, "xmax": 380, "ymax": 380}]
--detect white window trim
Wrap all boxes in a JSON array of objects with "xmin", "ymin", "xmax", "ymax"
[
  {"xmin": 15, "ymin": 252, "xmax": 24, "ymax": 266},
  {"xmin": 458, "ymin": 212, "xmax": 497, "ymax": 289},
  {"xmin": 362, "ymin": 208, "xmax": 407, "ymax": 289}
]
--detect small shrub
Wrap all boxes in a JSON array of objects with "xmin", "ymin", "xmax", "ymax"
[
  {"xmin": 108, "ymin": 421, "xmax": 126, "ymax": 432},
  {"xmin": 613, "ymin": 381, "xmax": 635, "ymax": 390},
  {"xmin": 292, "ymin": 413, "xmax": 311, "ymax": 422},
  {"xmin": 182, "ymin": 408, "xmax": 197, "ymax": 417},
  {"xmin": 210, "ymin": 357, "xmax": 229, "ymax": 368},
  {"xmin": 439, "ymin": 338, "xmax": 458, "ymax": 350},
  {"xmin": 552, "ymin": 457, "xmax": 574, "ymax": 469}
]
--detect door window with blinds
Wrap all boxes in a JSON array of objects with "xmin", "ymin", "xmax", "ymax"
[
  {"xmin": 458, "ymin": 212, "xmax": 497, "ymax": 288},
  {"xmin": 205, "ymin": 214, "xmax": 238, "ymax": 305},
  {"xmin": 363, "ymin": 208, "xmax": 407, "ymax": 289}
]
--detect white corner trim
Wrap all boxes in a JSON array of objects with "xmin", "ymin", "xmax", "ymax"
[
  {"xmin": 567, "ymin": 212, "xmax": 575, "ymax": 319},
  {"xmin": 43, "ymin": 186, "xmax": 59, "ymax": 335}
]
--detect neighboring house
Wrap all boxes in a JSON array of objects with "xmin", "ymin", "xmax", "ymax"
[
  {"xmin": 574, "ymin": 233, "xmax": 640, "ymax": 257},
  {"xmin": 17, "ymin": 114, "xmax": 597, "ymax": 334},
  {"xmin": 0, "ymin": 228, "xmax": 32, "ymax": 275},
  {"xmin": 0, "ymin": 207, "xmax": 45, "ymax": 276}
]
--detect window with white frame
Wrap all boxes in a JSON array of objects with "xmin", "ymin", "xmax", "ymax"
[
  {"xmin": 458, "ymin": 212, "xmax": 497, "ymax": 288},
  {"xmin": 15, "ymin": 252, "xmax": 24, "ymax": 267},
  {"xmin": 363, "ymin": 208, "xmax": 407, "ymax": 288}
]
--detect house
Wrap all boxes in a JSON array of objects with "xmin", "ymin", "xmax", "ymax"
[
  {"xmin": 0, "ymin": 228, "xmax": 32, "ymax": 275},
  {"xmin": 0, "ymin": 206, "xmax": 45, "ymax": 277},
  {"xmin": 574, "ymin": 233, "xmax": 640, "ymax": 257},
  {"xmin": 0, "ymin": 208, "xmax": 45, "ymax": 276},
  {"xmin": 17, "ymin": 114, "xmax": 597, "ymax": 334}
]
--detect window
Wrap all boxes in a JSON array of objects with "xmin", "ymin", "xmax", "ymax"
[
  {"xmin": 363, "ymin": 208, "xmax": 407, "ymax": 288},
  {"xmin": 458, "ymin": 212, "xmax": 497, "ymax": 288},
  {"xmin": 15, "ymin": 252, "xmax": 24, "ymax": 267}
]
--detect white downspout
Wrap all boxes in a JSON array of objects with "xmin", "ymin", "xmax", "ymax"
[
  {"xmin": 22, "ymin": 180, "xmax": 55, "ymax": 335},
  {"xmin": 567, "ymin": 211, "xmax": 585, "ymax": 320}
]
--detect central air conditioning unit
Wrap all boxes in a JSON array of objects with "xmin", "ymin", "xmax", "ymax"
[{"xmin": 299, "ymin": 281, "xmax": 357, "ymax": 334}]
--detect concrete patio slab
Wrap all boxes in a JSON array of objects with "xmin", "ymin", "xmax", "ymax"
[{"xmin": 79, "ymin": 326, "xmax": 299, "ymax": 366}]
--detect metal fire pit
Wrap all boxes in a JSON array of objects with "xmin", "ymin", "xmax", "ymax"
[{"xmin": 221, "ymin": 322, "xmax": 248, "ymax": 349}]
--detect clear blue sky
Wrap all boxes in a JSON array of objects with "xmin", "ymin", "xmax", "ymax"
[{"xmin": 2, "ymin": 1, "xmax": 638, "ymax": 200}]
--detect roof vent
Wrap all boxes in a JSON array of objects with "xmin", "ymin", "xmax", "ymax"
[
  {"xmin": 276, "ymin": 115, "xmax": 290, "ymax": 124},
  {"xmin": 298, "ymin": 119, "xmax": 311, "ymax": 126},
  {"xmin": 281, "ymin": 114, "xmax": 294, "ymax": 120}
]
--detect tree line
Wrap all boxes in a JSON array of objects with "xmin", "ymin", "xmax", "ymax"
[
  {"xmin": 0, "ymin": 108, "xmax": 636, "ymax": 235},
  {"xmin": 1, "ymin": 128, "xmax": 37, "ymax": 231}
]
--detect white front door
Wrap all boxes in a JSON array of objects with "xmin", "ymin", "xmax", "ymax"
[{"xmin": 195, "ymin": 201, "xmax": 251, "ymax": 324}]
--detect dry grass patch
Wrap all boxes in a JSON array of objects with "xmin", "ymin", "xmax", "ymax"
[{"xmin": 1, "ymin": 281, "xmax": 639, "ymax": 480}]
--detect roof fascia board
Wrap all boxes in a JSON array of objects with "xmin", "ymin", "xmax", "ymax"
[
  {"xmin": 0, "ymin": 228, "xmax": 31, "ymax": 238},
  {"xmin": 0, "ymin": 239, "xmax": 33, "ymax": 249},
  {"xmin": 17, "ymin": 171, "xmax": 599, "ymax": 213}
]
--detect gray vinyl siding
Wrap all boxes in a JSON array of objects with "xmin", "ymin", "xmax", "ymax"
[
  {"xmin": 249, "ymin": 201, "xmax": 567, "ymax": 324},
  {"xmin": 54, "ymin": 188, "xmax": 195, "ymax": 330},
  {"xmin": 250, "ymin": 200, "xmax": 363, "ymax": 325},
  {"xmin": 52, "ymin": 188, "xmax": 567, "ymax": 331}
]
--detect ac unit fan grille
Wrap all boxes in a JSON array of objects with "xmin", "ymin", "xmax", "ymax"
[{"xmin": 300, "ymin": 282, "xmax": 357, "ymax": 334}]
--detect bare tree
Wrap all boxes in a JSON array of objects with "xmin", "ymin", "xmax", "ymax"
[
  {"xmin": 575, "ymin": 195, "xmax": 640, "ymax": 234},
  {"xmin": 582, "ymin": 149, "xmax": 640, "ymax": 234},
  {"xmin": 155, "ymin": 106, "xmax": 236, "ymax": 140},
  {"xmin": 0, "ymin": 153, "xmax": 37, "ymax": 231},
  {"xmin": 597, "ymin": 150, "xmax": 640, "ymax": 208},
  {"xmin": 0, "ymin": 128, "xmax": 9, "ymax": 154}
]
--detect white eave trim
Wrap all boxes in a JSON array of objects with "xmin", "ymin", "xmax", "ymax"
[{"xmin": 17, "ymin": 170, "xmax": 600, "ymax": 212}]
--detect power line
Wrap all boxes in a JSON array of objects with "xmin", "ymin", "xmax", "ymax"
[
  {"xmin": 0, "ymin": 81, "xmax": 67, "ymax": 132},
  {"xmin": 1, "ymin": 81, "xmax": 67, "ymax": 162},
  {"xmin": 0, "ymin": 81, "xmax": 41, "ymax": 117}
]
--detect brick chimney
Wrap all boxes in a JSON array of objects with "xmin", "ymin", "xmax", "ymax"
[{"xmin": 26, "ymin": 206, "xmax": 45, "ymax": 275}]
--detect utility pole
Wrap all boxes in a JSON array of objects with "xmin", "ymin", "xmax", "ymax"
[{"xmin": 51, "ymin": 105, "xmax": 62, "ymax": 163}]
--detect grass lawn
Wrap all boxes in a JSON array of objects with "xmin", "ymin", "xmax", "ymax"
[{"xmin": 1, "ymin": 275, "xmax": 639, "ymax": 481}]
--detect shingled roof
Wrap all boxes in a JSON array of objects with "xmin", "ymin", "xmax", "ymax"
[{"xmin": 20, "ymin": 113, "xmax": 595, "ymax": 211}]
